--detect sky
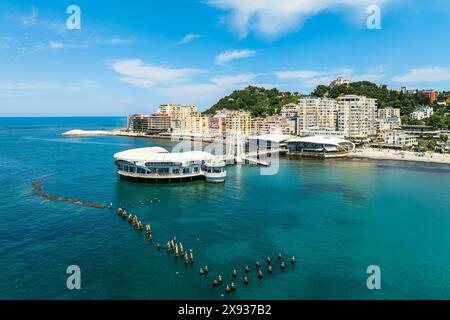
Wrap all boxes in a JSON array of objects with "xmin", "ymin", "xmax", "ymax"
[{"xmin": 0, "ymin": 0, "xmax": 449, "ymax": 116}]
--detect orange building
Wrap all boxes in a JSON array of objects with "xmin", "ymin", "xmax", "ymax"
[{"xmin": 422, "ymin": 90, "xmax": 438, "ymax": 103}]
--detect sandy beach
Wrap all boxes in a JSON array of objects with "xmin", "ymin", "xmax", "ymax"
[{"xmin": 350, "ymin": 148, "xmax": 450, "ymax": 165}]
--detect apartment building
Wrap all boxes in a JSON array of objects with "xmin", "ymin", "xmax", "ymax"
[
  {"xmin": 295, "ymin": 97, "xmax": 339, "ymax": 133},
  {"xmin": 411, "ymin": 106, "xmax": 434, "ymax": 120},
  {"xmin": 252, "ymin": 115, "xmax": 291, "ymax": 136},
  {"xmin": 378, "ymin": 108, "xmax": 401, "ymax": 119},
  {"xmin": 156, "ymin": 104, "xmax": 197, "ymax": 120},
  {"xmin": 221, "ymin": 110, "xmax": 252, "ymax": 135},
  {"xmin": 377, "ymin": 116, "xmax": 402, "ymax": 132},
  {"xmin": 186, "ymin": 113, "xmax": 210, "ymax": 135},
  {"xmin": 127, "ymin": 114, "xmax": 172, "ymax": 133},
  {"xmin": 208, "ymin": 114, "xmax": 227, "ymax": 136},
  {"xmin": 337, "ymin": 95, "xmax": 378, "ymax": 140}
]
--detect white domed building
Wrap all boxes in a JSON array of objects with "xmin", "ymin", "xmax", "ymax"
[{"xmin": 114, "ymin": 147, "xmax": 226, "ymax": 183}]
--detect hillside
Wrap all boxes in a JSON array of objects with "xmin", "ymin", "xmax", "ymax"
[
  {"xmin": 311, "ymin": 81, "xmax": 429, "ymax": 116},
  {"xmin": 204, "ymin": 86, "xmax": 300, "ymax": 117},
  {"xmin": 204, "ymin": 82, "xmax": 449, "ymax": 129}
]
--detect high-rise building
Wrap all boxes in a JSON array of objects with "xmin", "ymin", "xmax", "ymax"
[
  {"xmin": 337, "ymin": 95, "xmax": 378, "ymax": 139},
  {"xmin": 295, "ymin": 97, "xmax": 339, "ymax": 133},
  {"xmin": 280, "ymin": 103, "xmax": 301, "ymax": 135},
  {"xmin": 156, "ymin": 104, "xmax": 197, "ymax": 120}
]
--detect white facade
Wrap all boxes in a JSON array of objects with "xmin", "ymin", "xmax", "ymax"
[
  {"xmin": 386, "ymin": 131, "xmax": 418, "ymax": 147},
  {"xmin": 114, "ymin": 147, "xmax": 226, "ymax": 183},
  {"xmin": 411, "ymin": 106, "xmax": 434, "ymax": 120},
  {"xmin": 337, "ymin": 95, "xmax": 378, "ymax": 140},
  {"xmin": 376, "ymin": 116, "xmax": 402, "ymax": 132}
]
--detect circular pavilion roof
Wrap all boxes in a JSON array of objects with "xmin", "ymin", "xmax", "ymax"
[{"xmin": 114, "ymin": 147, "xmax": 214, "ymax": 165}]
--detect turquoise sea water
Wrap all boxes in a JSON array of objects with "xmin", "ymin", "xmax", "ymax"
[{"xmin": 0, "ymin": 117, "xmax": 449, "ymax": 300}]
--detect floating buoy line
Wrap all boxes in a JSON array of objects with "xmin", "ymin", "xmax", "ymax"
[
  {"xmin": 32, "ymin": 176, "xmax": 297, "ymax": 295},
  {"xmin": 33, "ymin": 176, "xmax": 105, "ymax": 209}
]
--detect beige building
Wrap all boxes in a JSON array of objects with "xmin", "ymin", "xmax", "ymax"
[
  {"xmin": 285, "ymin": 97, "xmax": 339, "ymax": 134},
  {"xmin": 186, "ymin": 114, "xmax": 210, "ymax": 135},
  {"xmin": 215, "ymin": 110, "xmax": 252, "ymax": 135},
  {"xmin": 155, "ymin": 104, "xmax": 201, "ymax": 133},
  {"xmin": 378, "ymin": 108, "xmax": 401, "ymax": 118},
  {"xmin": 252, "ymin": 115, "xmax": 291, "ymax": 136},
  {"xmin": 337, "ymin": 95, "xmax": 377, "ymax": 140},
  {"xmin": 156, "ymin": 104, "xmax": 197, "ymax": 120}
]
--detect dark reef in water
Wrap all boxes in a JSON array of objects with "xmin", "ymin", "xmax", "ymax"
[
  {"xmin": 32, "ymin": 176, "xmax": 105, "ymax": 209},
  {"xmin": 304, "ymin": 182, "xmax": 366, "ymax": 202}
]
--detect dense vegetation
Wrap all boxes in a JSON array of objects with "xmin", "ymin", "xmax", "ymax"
[
  {"xmin": 204, "ymin": 82, "xmax": 450, "ymax": 129},
  {"xmin": 312, "ymin": 81, "xmax": 430, "ymax": 116},
  {"xmin": 407, "ymin": 110, "xmax": 450, "ymax": 130},
  {"xmin": 204, "ymin": 86, "xmax": 300, "ymax": 117}
]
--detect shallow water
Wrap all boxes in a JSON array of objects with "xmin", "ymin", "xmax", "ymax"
[{"xmin": 0, "ymin": 117, "xmax": 449, "ymax": 300}]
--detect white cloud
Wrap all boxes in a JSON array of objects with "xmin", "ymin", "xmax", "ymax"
[
  {"xmin": 206, "ymin": 0, "xmax": 388, "ymax": 38},
  {"xmin": 392, "ymin": 67, "xmax": 450, "ymax": 84},
  {"xmin": 18, "ymin": 7, "xmax": 38, "ymax": 26},
  {"xmin": 275, "ymin": 70, "xmax": 322, "ymax": 80},
  {"xmin": 176, "ymin": 33, "xmax": 201, "ymax": 45},
  {"xmin": 275, "ymin": 67, "xmax": 386, "ymax": 88},
  {"xmin": 215, "ymin": 49, "xmax": 257, "ymax": 65},
  {"xmin": 100, "ymin": 37, "xmax": 134, "ymax": 45},
  {"xmin": 160, "ymin": 73, "xmax": 262, "ymax": 107},
  {"xmin": 109, "ymin": 58, "xmax": 264, "ymax": 107},
  {"xmin": 0, "ymin": 81, "xmax": 81, "ymax": 92},
  {"xmin": 111, "ymin": 59, "xmax": 206, "ymax": 88}
]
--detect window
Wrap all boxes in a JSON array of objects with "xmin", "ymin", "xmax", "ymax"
[
  {"xmin": 158, "ymin": 168, "xmax": 170, "ymax": 175},
  {"xmin": 183, "ymin": 168, "xmax": 190, "ymax": 174}
]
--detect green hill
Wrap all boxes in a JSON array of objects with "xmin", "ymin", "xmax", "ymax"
[
  {"xmin": 312, "ymin": 81, "xmax": 430, "ymax": 116},
  {"xmin": 204, "ymin": 86, "xmax": 300, "ymax": 117},
  {"xmin": 204, "ymin": 82, "xmax": 449, "ymax": 129}
]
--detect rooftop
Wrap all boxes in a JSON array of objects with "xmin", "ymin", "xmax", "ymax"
[
  {"xmin": 287, "ymin": 135, "xmax": 351, "ymax": 145},
  {"xmin": 114, "ymin": 147, "xmax": 214, "ymax": 165},
  {"xmin": 248, "ymin": 134, "xmax": 292, "ymax": 143}
]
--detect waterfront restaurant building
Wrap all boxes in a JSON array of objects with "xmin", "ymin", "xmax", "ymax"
[
  {"xmin": 287, "ymin": 136, "xmax": 355, "ymax": 158},
  {"xmin": 114, "ymin": 147, "xmax": 226, "ymax": 183}
]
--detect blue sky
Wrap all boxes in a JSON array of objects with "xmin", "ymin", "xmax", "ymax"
[{"xmin": 0, "ymin": 0, "xmax": 449, "ymax": 116}]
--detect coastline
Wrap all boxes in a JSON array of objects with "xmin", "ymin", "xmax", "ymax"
[
  {"xmin": 61, "ymin": 129, "xmax": 450, "ymax": 166},
  {"xmin": 349, "ymin": 148, "xmax": 450, "ymax": 165}
]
